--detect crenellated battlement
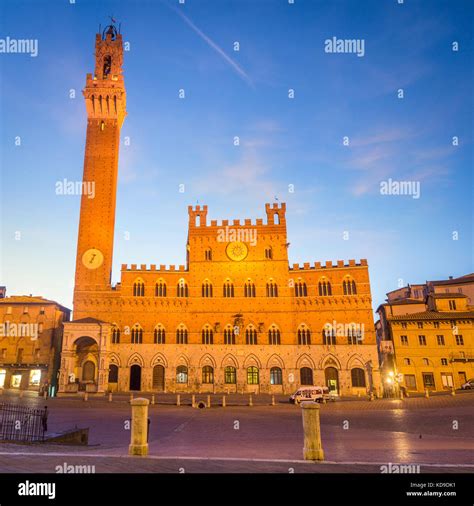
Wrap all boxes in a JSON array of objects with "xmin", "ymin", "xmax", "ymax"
[
  {"xmin": 188, "ymin": 203, "xmax": 287, "ymax": 230},
  {"xmin": 121, "ymin": 264, "xmax": 187, "ymax": 272},
  {"xmin": 289, "ymin": 259, "xmax": 368, "ymax": 271}
]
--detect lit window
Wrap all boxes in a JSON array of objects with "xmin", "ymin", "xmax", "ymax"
[
  {"xmin": 29, "ymin": 369, "xmax": 41, "ymax": 386},
  {"xmin": 176, "ymin": 365, "xmax": 188, "ymax": 384},
  {"xmin": 202, "ymin": 366, "xmax": 214, "ymax": 384},
  {"xmin": 270, "ymin": 367, "xmax": 282, "ymax": 385},
  {"xmin": 247, "ymin": 366, "xmax": 259, "ymax": 385},
  {"xmin": 224, "ymin": 366, "xmax": 236, "ymax": 384}
]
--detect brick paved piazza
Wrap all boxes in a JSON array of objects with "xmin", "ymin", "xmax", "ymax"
[{"xmin": 0, "ymin": 390, "xmax": 473, "ymax": 473}]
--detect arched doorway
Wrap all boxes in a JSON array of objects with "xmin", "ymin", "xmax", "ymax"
[
  {"xmin": 82, "ymin": 361, "xmax": 95, "ymax": 382},
  {"xmin": 152, "ymin": 365, "xmax": 165, "ymax": 391},
  {"xmin": 129, "ymin": 365, "xmax": 142, "ymax": 391},
  {"xmin": 325, "ymin": 367, "xmax": 339, "ymax": 394}
]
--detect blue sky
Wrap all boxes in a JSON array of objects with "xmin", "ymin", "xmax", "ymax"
[{"xmin": 1, "ymin": 0, "xmax": 473, "ymax": 316}]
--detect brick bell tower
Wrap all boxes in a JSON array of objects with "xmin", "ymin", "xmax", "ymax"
[{"xmin": 74, "ymin": 23, "xmax": 126, "ymax": 300}]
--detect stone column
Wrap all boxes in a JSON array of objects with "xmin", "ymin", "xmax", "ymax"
[
  {"xmin": 129, "ymin": 398, "xmax": 150, "ymax": 456},
  {"xmin": 97, "ymin": 353, "xmax": 108, "ymax": 393},
  {"xmin": 301, "ymin": 401, "xmax": 324, "ymax": 461},
  {"xmin": 58, "ymin": 353, "xmax": 75, "ymax": 393}
]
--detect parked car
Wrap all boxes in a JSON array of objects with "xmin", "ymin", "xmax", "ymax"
[
  {"xmin": 324, "ymin": 388, "xmax": 338, "ymax": 402},
  {"xmin": 461, "ymin": 379, "xmax": 474, "ymax": 390},
  {"xmin": 289, "ymin": 386, "xmax": 327, "ymax": 404}
]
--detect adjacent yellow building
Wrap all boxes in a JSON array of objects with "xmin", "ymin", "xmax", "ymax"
[
  {"xmin": 0, "ymin": 291, "xmax": 71, "ymax": 393},
  {"xmin": 376, "ymin": 274, "xmax": 474, "ymax": 394}
]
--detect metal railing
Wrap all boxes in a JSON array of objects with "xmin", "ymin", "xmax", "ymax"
[{"xmin": 0, "ymin": 403, "xmax": 48, "ymax": 442}]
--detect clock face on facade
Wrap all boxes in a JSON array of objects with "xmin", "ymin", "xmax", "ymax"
[
  {"xmin": 226, "ymin": 241, "xmax": 248, "ymax": 262},
  {"xmin": 82, "ymin": 248, "xmax": 104, "ymax": 270}
]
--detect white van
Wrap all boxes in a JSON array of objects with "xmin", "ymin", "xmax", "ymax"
[{"xmin": 289, "ymin": 386, "xmax": 326, "ymax": 404}]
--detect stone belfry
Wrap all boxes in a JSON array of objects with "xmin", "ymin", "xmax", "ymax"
[{"xmin": 74, "ymin": 24, "xmax": 126, "ymax": 300}]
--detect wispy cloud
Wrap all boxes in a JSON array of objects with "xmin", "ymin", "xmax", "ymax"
[{"xmin": 170, "ymin": 5, "xmax": 253, "ymax": 87}]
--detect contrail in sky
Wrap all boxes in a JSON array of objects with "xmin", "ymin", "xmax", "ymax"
[{"xmin": 170, "ymin": 5, "xmax": 254, "ymax": 87}]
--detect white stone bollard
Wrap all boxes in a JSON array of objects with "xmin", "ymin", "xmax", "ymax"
[
  {"xmin": 451, "ymin": 388, "xmax": 456, "ymax": 396},
  {"xmin": 151, "ymin": 394, "xmax": 155, "ymax": 405},
  {"xmin": 84, "ymin": 392, "xmax": 88, "ymax": 402},
  {"xmin": 207, "ymin": 395, "xmax": 211, "ymax": 408},
  {"xmin": 177, "ymin": 394, "xmax": 181, "ymax": 407},
  {"xmin": 271, "ymin": 395, "xmax": 275, "ymax": 406},
  {"xmin": 129, "ymin": 398, "xmax": 150, "ymax": 456},
  {"xmin": 249, "ymin": 395, "xmax": 253, "ymax": 407},
  {"xmin": 222, "ymin": 395, "xmax": 226, "ymax": 407},
  {"xmin": 191, "ymin": 394, "xmax": 196, "ymax": 408},
  {"xmin": 301, "ymin": 401, "xmax": 324, "ymax": 461},
  {"xmin": 425, "ymin": 389, "xmax": 429, "ymax": 398},
  {"xmin": 108, "ymin": 392, "xmax": 112, "ymax": 402}
]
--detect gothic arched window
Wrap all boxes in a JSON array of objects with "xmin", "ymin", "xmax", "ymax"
[
  {"xmin": 202, "ymin": 280, "xmax": 213, "ymax": 298},
  {"xmin": 268, "ymin": 325, "xmax": 281, "ymax": 345},
  {"xmin": 318, "ymin": 279, "xmax": 332, "ymax": 296},
  {"xmin": 133, "ymin": 279, "xmax": 145, "ymax": 297},
  {"xmin": 295, "ymin": 280, "xmax": 308, "ymax": 297},
  {"xmin": 297, "ymin": 325, "xmax": 311, "ymax": 345},
  {"xmin": 154, "ymin": 324, "xmax": 166, "ymax": 344},
  {"xmin": 245, "ymin": 280, "xmax": 256, "ymax": 297},
  {"xmin": 131, "ymin": 325, "xmax": 143, "ymax": 344},
  {"xmin": 223, "ymin": 280, "xmax": 234, "ymax": 298},
  {"xmin": 201, "ymin": 325, "xmax": 214, "ymax": 345},
  {"xmin": 155, "ymin": 280, "xmax": 167, "ymax": 297},
  {"xmin": 176, "ymin": 325, "xmax": 188, "ymax": 344},
  {"xmin": 245, "ymin": 326, "xmax": 258, "ymax": 345}
]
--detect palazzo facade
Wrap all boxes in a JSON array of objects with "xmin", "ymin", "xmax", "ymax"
[{"xmin": 58, "ymin": 25, "xmax": 381, "ymax": 396}]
